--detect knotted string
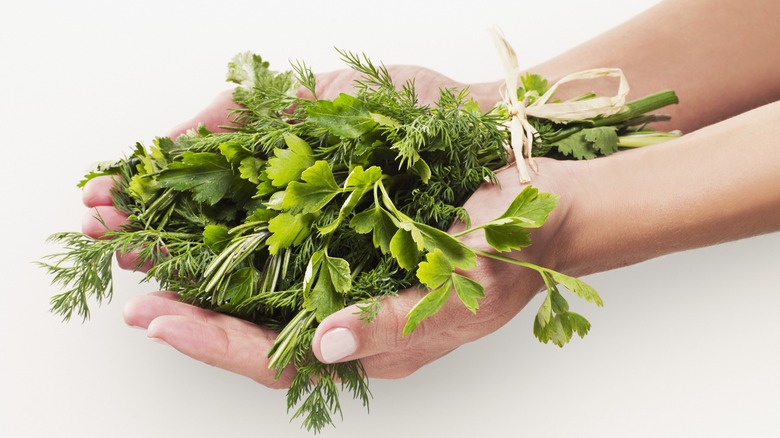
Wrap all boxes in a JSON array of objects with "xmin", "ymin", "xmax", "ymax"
[{"xmin": 490, "ymin": 27, "xmax": 631, "ymax": 182}]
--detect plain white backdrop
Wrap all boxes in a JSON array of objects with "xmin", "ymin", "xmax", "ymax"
[{"xmin": 2, "ymin": 1, "xmax": 779, "ymax": 437}]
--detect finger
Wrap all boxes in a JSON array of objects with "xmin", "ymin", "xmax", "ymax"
[
  {"xmin": 83, "ymin": 175, "xmax": 121, "ymax": 207},
  {"xmin": 312, "ymin": 287, "xmax": 476, "ymax": 365},
  {"xmin": 82, "ymin": 206, "xmax": 129, "ymax": 238},
  {"xmin": 167, "ymin": 89, "xmax": 239, "ymax": 139},
  {"xmin": 146, "ymin": 315, "xmax": 294, "ymax": 388},
  {"xmin": 125, "ymin": 292, "xmax": 294, "ymax": 388},
  {"xmin": 124, "ymin": 291, "xmax": 272, "ymax": 335}
]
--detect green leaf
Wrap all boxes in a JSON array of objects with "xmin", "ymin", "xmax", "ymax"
[
  {"xmin": 411, "ymin": 158, "xmax": 431, "ymax": 184},
  {"xmin": 498, "ymin": 185, "xmax": 559, "ymax": 228},
  {"xmin": 219, "ymin": 141, "xmax": 251, "ymax": 164},
  {"xmin": 389, "ymin": 229, "xmax": 419, "ymax": 270},
  {"xmin": 284, "ymin": 160, "xmax": 342, "ymax": 214},
  {"xmin": 520, "ymin": 73, "xmax": 549, "ymax": 101},
  {"xmin": 224, "ymin": 267, "xmax": 259, "ymax": 304},
  {"xmin": 403, "ymin": 282, "xmax": 451, "ymax": 336},
  {"xmin": 344, "ymin": 165, "xmax": 383, "ymax": 191},
  {"xmin": 415, "ymin": 249, "xmax": 453, "ymax": 289},
  {"xmin": 350, "ymin": 206, "xmax": 397, "ymax": 253},
  {"xmin": 451, "ymin": 273, "xmax": 484, "ymax": 314},
  {"xmin": 536, "ymin": 292, "xmax": 552, "ymax": 327},
  {"xmin": 266, "ymin": 213, "xmax": 314, "ymax": 255},
  {"xmin": 227, "ymin": 52, "xmax": 270, "ymax": 91},
  {"xmin": 552, "ymin": 127, "xmax": 619, "ymax": 160},
  {"xmin": 416, "ymin": 223, "xmax": 476, "ymax": 270},
  {"xmin": 583, "ymin": 126, "xmax": 619, "ymax": 155},
  {"xmin": 547, "ymin": 270, "xmax": 603, "ymax": 306},
  {"xmin": 307, "ymin": 93, "xmax": 377, "ymax": 138},
  {"xmin": 566, "ymin": 312, "xmax": 592, "ymax": 338},
  {"xmin": 157, "ymin": 151, "xmax": 233, "ymax": 205},
  {"xmin": 549, "ymin": 287, "xmax": 570, "ymax": 314},
  {"xmin": 369, "ymin": 112, "xmax": 400, "ymax": 128},
  {"xmin": 266, "ymin": 133, "xmax": 315, "ymax": 187},
  {"xmin": 245, "ymin": 207, "xmax": 277, "ymax": 223},
  {"xmin": 128, "ymin": 174, "xmax": 158, "ymax": 203},
  {"xmin": 484, "ymin": 223, "xmax": 531, "ymax": 252},
  {"xmin": 238, "ymin": 156, "xmax": 265, "ymax": 184},
  {"xmin": 203, "ymin": 224, "xmax": 231, "ymax": 253},
  {"xmin": 304, "ymin": 250, "xmax": 352, "ymax": 321}
]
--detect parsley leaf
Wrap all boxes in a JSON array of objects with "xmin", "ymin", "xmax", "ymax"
[
  {"xmin": 157, "ymin": 151, "xmax": 233, "ymax": 205},
  {"xmin": 266, "ymin": 133, "xmax": 315, "ymax": 187},
  {"xmin": 307, "ymin": 93, "xmax": 378, "ymax": 138},
  {"xmin": 284, "ymin": 160, "xmax": 342, "ymax": 214},
  {"xmin": 304, "ymin": 250, "xmax": 351, "ymax": 321},
  {"xmin": 266, "ymin": 212, "xmax": 314, "ymax": 255}
]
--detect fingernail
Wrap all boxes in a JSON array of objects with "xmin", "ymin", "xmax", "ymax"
[
  {"xmin": 148, "ymin": 337, "xmax": 170, "ymax": 347},
  {"xmin": 320, "ymin": 328, "xmax": 357, "ymax": 363}
]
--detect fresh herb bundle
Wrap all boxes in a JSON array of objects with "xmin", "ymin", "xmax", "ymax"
[{"xmin": 40, "ymin": 51, "xmax": 678, "ymax": 432}]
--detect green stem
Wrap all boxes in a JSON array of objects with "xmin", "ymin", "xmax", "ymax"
[
  {"xmin": 593, "ymin": 90, "xmax": 679, "ymax": 127},
  {"xmin": 471, "ymin": 248, "xmax": 546, "ymax": 273},
  {"xmin": 541, "ymin": 90, "xmax": 679, "ymax": 144}
]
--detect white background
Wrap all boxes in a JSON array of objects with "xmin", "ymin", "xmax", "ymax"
[{"xmin": 2, "ymin": 1, "xmax": 779, "ymax": 437}]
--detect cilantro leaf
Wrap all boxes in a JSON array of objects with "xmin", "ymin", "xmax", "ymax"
[
  {"xmin": 552, "ymin": 126, "xmax": 619, "ymax": 159},
  {"xmin": 307, "ymin": 93, "xmax": 377, "ymax": 138},
  {"xmin": 157, "ymin": 151, "xmax": 233, "ymax": 205},
  {"xmin": 520, "ymin": 73, "xmax": 549, "ymax": 102},
  {"xmin": 583, "ymin": 126, "xmax": 619, "ymax": 155}
]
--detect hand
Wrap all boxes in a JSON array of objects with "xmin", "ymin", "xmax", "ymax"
[
  {"xmin": 310, "ymin": 160, "xmax": 574, "ymax": 377},
  {"xmin": 83, "ymin": 65, "xmax": 566, "ymax": 386}
]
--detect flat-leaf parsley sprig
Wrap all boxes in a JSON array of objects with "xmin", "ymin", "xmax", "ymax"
[{"xmin": 39, "ymin": 50, "xmax": 679, "ymax": 433}]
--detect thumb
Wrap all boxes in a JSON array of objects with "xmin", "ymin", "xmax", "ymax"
[{"xmin": 311, "ymin": 287, "xmax": 466, "ymax": 365}]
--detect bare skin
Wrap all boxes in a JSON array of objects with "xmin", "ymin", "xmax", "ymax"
[{"xmin": 83, "ymin": 0, "xmax": 780, "ymax": 386}]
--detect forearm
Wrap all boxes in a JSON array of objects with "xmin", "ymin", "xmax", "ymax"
[
  {"xmin": 559, "ymin": 100, "xmax": 780, "ymax": 276},
  {"xmin": 474, "ymin": 0, "xmax": 780, "ymax": 133}
]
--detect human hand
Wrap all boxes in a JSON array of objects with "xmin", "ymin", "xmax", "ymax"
[{"xmin": 83, "ymin": 65, "xmax": 570, "ymax": 386}]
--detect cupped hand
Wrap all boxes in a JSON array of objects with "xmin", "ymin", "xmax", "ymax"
[{"xmin": 83, "ymin": 65, "xmax": 570, "ymax": 386}]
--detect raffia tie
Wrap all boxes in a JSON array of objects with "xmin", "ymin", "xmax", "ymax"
[{"xmin": 490, "ymin": 27, "xmax": 631, "ymax": 182}]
